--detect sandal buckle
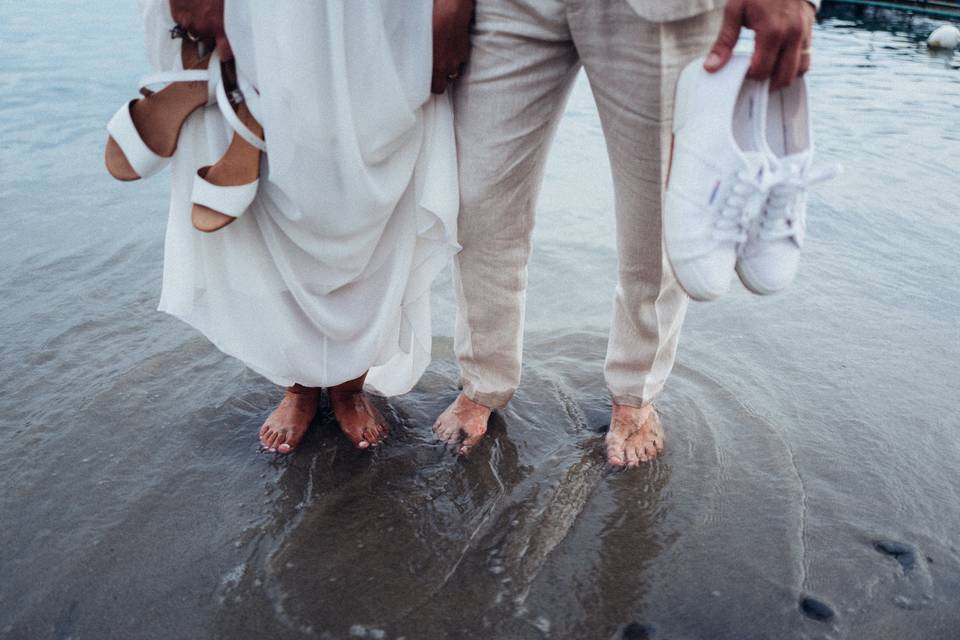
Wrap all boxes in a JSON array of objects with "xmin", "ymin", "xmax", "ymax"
[
  {"xmin": 170, "ymin": 24, "xmax": 200, "ymax": 42},
  {"xmin": 227, "ymin": 89, "xmax": 246, "ymax": 107}
]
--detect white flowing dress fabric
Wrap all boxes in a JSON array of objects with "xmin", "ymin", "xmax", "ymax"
[{"xmin": 139, "ymin": 0, "xmax": 459, "ymax": 396}]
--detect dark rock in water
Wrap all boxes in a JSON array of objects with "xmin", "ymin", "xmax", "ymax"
[
  {"xmin": 874, "ymin": 539, "xmax": 917, "ymax": 572},
  {"xmin": 800, "ymin": 596, "xmax": 836, "ymax": 622},
  {"xmin": 621, "ymin": 621, "xmax": 655, "ymax": 639}
]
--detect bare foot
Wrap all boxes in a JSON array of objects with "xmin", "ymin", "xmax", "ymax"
[
  {"xmin": 433, "ymin": 393, "xmax": 492, "ymax": 456},
  {"xmin": 605, "ymin": 403, "xmax": 665, "ymax": 467},
  {"xmin": 259, "ymin": 385, "xmax": 320, "ymax": 454},
  {"xmin": 328, "ymin": 387, "xmax": 388, "ymax": 450}
]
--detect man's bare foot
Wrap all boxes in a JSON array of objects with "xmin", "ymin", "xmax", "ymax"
[
  {"xmin": 605, "ymin": 403, "xmax": 665, "ymax": 467},
  {"xmin": 260, "ymin": 385, "xmax": 320, "ymax": 454},
  {"xmin": 433, "ymin": 393, "xmax": 492, "ymax": 456},
  {"xmin": 328, "ymin": 374, "xmax": 388, "ymax": 449}
]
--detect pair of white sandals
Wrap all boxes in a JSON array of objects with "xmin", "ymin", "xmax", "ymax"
[{"xmin": 105, "ymin": 35, "xmax": 265, "ymax": 232}]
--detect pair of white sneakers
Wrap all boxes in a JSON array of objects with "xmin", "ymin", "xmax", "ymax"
[{"xmin": 665, "ymin": 53, "xmax": 840, "ymax": 301}]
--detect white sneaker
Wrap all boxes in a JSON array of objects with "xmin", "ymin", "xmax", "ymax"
[
  {"xmin": 736, "ymin": 77, "xmax": 841, "ymax": 295},
  {"xmin": 665, "ymin": 53, "xmax": 772, "ymax": 301}
]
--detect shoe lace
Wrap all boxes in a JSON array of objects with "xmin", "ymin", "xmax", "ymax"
[
  {"xmin": 712, "ymin": 168, "xmax": 767, "ymax": 247},
  {"xmin": 757, "ymin": 163, "xmax": 842, "ymax": 242}
]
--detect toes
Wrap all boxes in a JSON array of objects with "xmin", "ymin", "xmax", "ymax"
[
  {"xmin": 278, "ymin": 442, "xmax": 292, "ymax": 454},
  {"xmin": 259, "ymin": 424, "xmax": 272, "ymax": 448},
  {"xmin": 264, "ymin": 430, "xmax": 281, "ymax": 451},
  {"xmin": 340, "ymin": 425, "xmax": 369, "ymax": 449},
  {"xmin": 644, "ymin": 438, "xmax": 661, "ymax": 460},
  {"xmin": 433, "ymin": 418, "xmax": 460, "ymax": 446},
  {"xmin": 654, "ymin": 432, "xmax": 665, "ymax": 455},
  {"xmin": 363, "ymin": 424, "xmax": 386, "ymax": 447},
  {"xmin": 626, "ymin": 443, "xmax": 642, "ymax": 467},
  {"xmin": 457, "ymin": 426, "xmax": 488, "ymax": 456},
  {"xmin": 605, "ymin": 430, "xmax": 628, "ymax": 467}
]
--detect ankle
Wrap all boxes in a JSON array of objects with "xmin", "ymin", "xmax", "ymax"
[{"xmin": 286, "ymin": 384, "xmax": 320, "ymax": 397}]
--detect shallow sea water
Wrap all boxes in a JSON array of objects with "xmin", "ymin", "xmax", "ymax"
[{"xmin": 2, "ymin": 2, "xmax": 959, "ymax": 639}]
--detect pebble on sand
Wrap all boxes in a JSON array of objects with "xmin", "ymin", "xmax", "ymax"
[
  {"xmin": 800, "ymin": 596, "xmax": 836, "ymax": 622},
  {"xmin": 620, "ymin": 621, "xmax": 656, "ymax": 639},
  {"xmin": 874, "ymin": 539, "xmax": 917, "ymax": 572}
]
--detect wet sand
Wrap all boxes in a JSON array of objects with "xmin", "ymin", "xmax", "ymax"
[{"xmin": 2, "ymin": 2, "xmax": 960, "ymax": 639}]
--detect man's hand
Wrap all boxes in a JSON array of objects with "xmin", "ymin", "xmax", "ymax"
[
  {"xmin": 704, "ymin": 0, "xmax": 815, "ymax": 90},
  {"xmin": 432, "ymin": 0, "xmax": 474, "ymax": 94},
  {"xmin": 169, "ymin": 0, "xmax": 233, "ymax": 61}
]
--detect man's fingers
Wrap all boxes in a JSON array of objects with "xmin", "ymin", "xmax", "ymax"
[
  {"xmin": 747, "ymin": 28, "xmax": 783, "ymax": 81},
  {"xmin": 705, "ymin": 0, "xmax": 744, "ymax": 72},
  {"xmin": 798, "ymin": 36, "xmax": 813, "ymax": 77},
  {"xmin": 431, "ymin": 74, "xmax": 448, "ymax": 95},
  {"xmin": 772, "ymin": 37, "xmax": 803, "ymax": 90}
]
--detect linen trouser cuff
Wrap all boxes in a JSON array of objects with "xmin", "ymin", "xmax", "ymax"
[
  {"xmin": 608, "ymin": 391, "xmax": 654, "ymax": 409},
  {"xmin": 460, "ymin": 379, "xmax": 514, "ymax": 411}
]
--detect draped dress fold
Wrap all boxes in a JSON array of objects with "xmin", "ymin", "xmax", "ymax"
[{"xmin": 139, "ymin": 0, "xmax": 459, "ymax": 395}]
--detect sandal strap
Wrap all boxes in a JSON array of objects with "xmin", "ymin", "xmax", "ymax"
[
  {"xmin": 106, "ymin": 100, "xmax": 168, "ymax": 178},
  {"xmin": 139, "ymin": 50, "xmax": 219, "ymax": 105},
  {"xmin": 191, "ymin": 167, "xmax": 259, "ymax": 219},
  {"xmin": 215, "ymin": 77, "xmax": 266, "ymax": 152},
  {"xmin": 205, "ymin": 50, "xmax": 221, "ymax": 105},
  {"xmin": 138, "ymin": 69, "xmax": 209, "ymax": 92}
]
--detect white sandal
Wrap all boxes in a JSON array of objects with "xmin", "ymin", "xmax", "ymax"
[
  {"xmin": 104, "ymin": 43, "xmax": 220, "ymax": 181},
  {"xmin": 190, "ymin": 69, "xmax": 266, "ymax": 232}
]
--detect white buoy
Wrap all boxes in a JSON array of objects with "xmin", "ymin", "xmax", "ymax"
[{"xmin": 927, "ymin": 24, "xmax": 960, "ymax": 49}]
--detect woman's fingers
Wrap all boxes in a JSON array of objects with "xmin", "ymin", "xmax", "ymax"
[{"xmin": 215, "ymin": 36, "xmax": 233, "ymax": 63}]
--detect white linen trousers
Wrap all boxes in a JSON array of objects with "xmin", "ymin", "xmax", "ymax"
[{"xmin": 452, "ymin": 0, "xmax": 722, "ymax": 408}]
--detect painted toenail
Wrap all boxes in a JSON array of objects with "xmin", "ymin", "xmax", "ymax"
[{"xmin": 359, "ymin": 441, "xmax": 369, "ymax": 449}]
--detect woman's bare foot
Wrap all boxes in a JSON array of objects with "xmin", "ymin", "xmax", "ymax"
[
  {"xmin": 259, "ymin": 385, "xmax": 320, "ymax": 454},
  {"xmin": 328, "ymin": 374, "xmax": 388, "ymax": 449},
  {"xmin": 605, "ymin": 403, "xmax": 665, "ymax": 467},
  {"xmin": 433, "ymin": 393, "xmax": 492, "ymax": 456}
]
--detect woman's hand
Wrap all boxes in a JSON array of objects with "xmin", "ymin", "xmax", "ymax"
[
  {"xmin": 169, "ymin": 0, "xmax": 233, "ymax": 61},
  {"xmin": 432, "ymin": 0, "xmax": 474, "ymax": 94}
]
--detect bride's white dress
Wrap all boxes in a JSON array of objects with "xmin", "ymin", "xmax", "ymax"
[{"xmin": 139, "ymin": 1, "xmax": 459, "ymax": 395}]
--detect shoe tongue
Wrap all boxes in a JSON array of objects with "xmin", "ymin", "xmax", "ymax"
[{"xmin": 741, "ymin": 151, "xmax": 768, "ymax": 180}]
